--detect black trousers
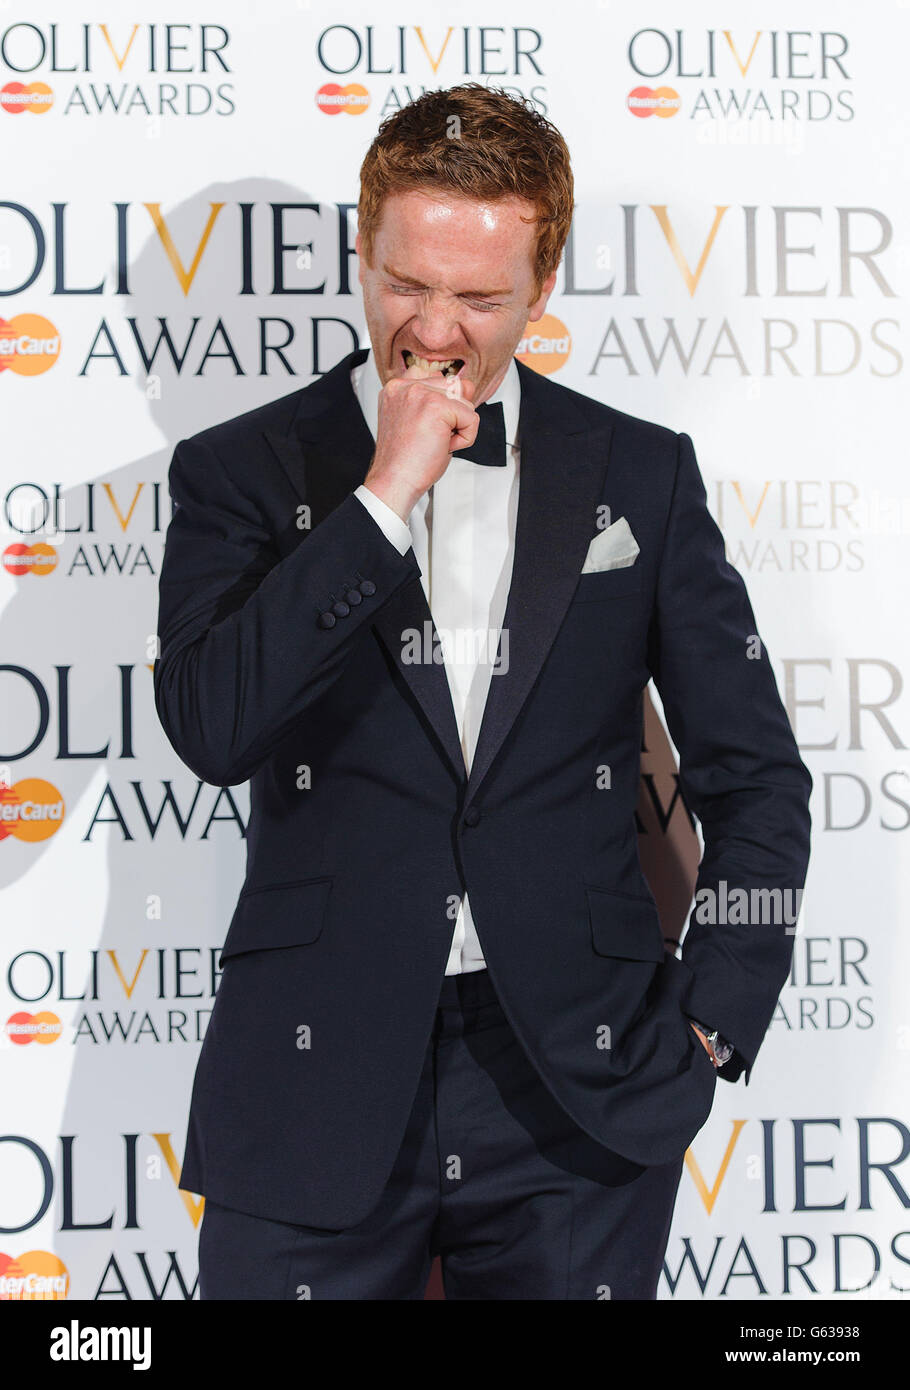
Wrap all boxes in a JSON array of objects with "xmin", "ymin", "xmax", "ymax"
[{"xmin": 198, "ymin": 968, "xmax": 684, "ymax": 1300}]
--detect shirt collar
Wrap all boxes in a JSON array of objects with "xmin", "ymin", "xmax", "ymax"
[{"xmin": 352, "ymin": 347, "xmax": 521, "ymax": 452}]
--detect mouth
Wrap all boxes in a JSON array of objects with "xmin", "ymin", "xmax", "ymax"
[{"xmin": 401, "ymin": 350, "xmax": 465, "ymax": 378}]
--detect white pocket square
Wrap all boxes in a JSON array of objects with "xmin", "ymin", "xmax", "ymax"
[{"xmin": 581, "ymin": 516, "xmax": 640, "ymax": 574}]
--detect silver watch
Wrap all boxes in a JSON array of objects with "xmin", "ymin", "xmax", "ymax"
[{"xmin": 690, "ymin": 1019, "xmax": 734, "ymax": 1068}]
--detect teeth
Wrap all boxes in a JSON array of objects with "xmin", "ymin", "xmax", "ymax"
[{"xmin": 403, "ymin": 351, "xmax": 462, "ymax": 377}]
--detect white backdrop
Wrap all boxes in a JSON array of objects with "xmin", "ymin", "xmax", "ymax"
[{"xmin": 1, "ymin": 0, "xmax": 908, "ymax": 1300}]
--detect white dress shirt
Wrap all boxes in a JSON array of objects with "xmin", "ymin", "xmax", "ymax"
[{"xmin": 351, "ymin": 349, "xmax": 521, "ymax": 974}]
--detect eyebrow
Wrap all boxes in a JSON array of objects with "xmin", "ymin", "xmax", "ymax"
[{"xmin": 382, "ymin": 263, "xmax": 511, "ymax": 297}]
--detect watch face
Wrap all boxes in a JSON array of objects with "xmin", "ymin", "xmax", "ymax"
[{"xmin": 713, "ymin": 1038, "xmax": 734, "ymax": 1064}]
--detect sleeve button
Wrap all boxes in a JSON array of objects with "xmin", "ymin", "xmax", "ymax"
[
  {"xmin": 359, "ymin": 579, "xmax": 376, "ymax": 597},
  {"xmin": 332, "ymin": 600, "xmax": 351, "ymax": 618},
  {"xmin": 318, "ymin": 611, "xmax": 336, "ymax": 629}
]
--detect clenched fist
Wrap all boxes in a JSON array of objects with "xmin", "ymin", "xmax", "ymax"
[{"xmin": 362, "ymin": 361, "xmax": 479, "ymax": 522}]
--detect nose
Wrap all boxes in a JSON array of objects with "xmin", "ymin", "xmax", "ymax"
[{"xmin": 411, "ymin": 294, "xmax": 464, "ymax": 355}]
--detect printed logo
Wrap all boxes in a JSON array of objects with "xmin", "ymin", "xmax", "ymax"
[
  {"xmin": 6, "ymin": 1011, "xmax": 63, "ymax": 1045},
  {"xmin": 0, "ymin": 82, "xmax": 53, "ymax": 115},
  {"xmin": 0, "ymin": 779, "xmax": 65, "ymax": 842},
  {"xmin": 2, "ymin": 543, "xmax": 58, "ymax": 577},
  {"xmin": 315, "ymin": 82, "xmax": 370, "ymax": 115},
  {"xmin": 627, "ymin": 86, "xmax": 681, "ymax": 118},
  {"xmin": 0, "ymin": 1252, "xmax": 69, "ymax": 1299},
  {"xmin": 516, "ymin": 314, "xmax": 571, "ymax": 374},
  {"xmin": 0, "ymin": 316, "xmax": 61, "ymax": 376}
]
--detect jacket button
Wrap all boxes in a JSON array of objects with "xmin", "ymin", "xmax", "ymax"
[
  {"xmin": 345, "ymin": 587, "xmax": 363, "ymax": 606},
  {"xmin": 332, "ymin": 600, "xmax": 351, "ymax": 618},
  {"xmin": 317, "ymin": 611, "xmax": 336, "ymax": 629},
  {"xmin": 463, "ymin": 806, "xmax": 481, "ymax": 827},
  {"xmin": 359, "ymin": 579, "xmax": 376, "ymax": 597}
]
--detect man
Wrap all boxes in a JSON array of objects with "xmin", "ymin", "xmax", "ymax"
[{"xmin": 154, "ymin": 84, "xmax": 812, "ymax": 1300}]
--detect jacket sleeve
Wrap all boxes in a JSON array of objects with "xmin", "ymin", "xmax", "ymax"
[
  {"xmin": 646, "ymin": 431, "xmax": 812, "ymax": 1082},
  {"xmin": 153, "ymin": 432, "xmax": 420, "ymax": 787}
]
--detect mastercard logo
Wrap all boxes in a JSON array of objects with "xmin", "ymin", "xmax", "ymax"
[
  {"xmin": 0, "ymin": 779, "xmax": 65, "ymax": 842},
  {"xmin": 2, "ymin": 543, "xmax": 58, "ymax": 578},
  {"xmin": 316, "ymin": 83, "xmax": 370, "ymax": 115},
  {"xmin": 0, "ymin": 315, "xmax": 61, "ymax": 376},
  {"xmin": 0, "ymin": 1252, "xmax": 69, "ymax": 1299},
  {"xmin": 6, "ymin": 1011, "xmax": 63, "ymax": 1045},
  {"xmin": 627, "ymin": 86, "xmax": 681, "ymax": 119},
  {"xmin": 516, "ymin": 315, "xmax": 571, "ymax": 375},
  {"xmin": 0, "ymin": 82, "xmax": 53, "ymax": 116}
]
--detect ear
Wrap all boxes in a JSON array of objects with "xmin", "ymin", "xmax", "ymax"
[{"xmin": 527, "ymin": 268, "xmax": 558, "ymax": 322}]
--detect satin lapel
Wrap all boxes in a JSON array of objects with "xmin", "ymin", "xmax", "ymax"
[
  {"xmin": 466, "ymin": 362, "xmax": 614, "ymax": 800},
  {"xmin": 262, "ymin": 347, "xmax": 372, "ymax": 524},
  {"xmin": 262, "ymin": 348, "xmax": 466, "ymax": 784},
  {"xmin": 369, "ymin": 584, "xmax": 466, "ymax": 783}
]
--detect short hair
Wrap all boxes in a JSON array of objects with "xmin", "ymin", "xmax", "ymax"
[{"xmin": 357, "ymin": 83, "xmax": 574, "ymax": 302}]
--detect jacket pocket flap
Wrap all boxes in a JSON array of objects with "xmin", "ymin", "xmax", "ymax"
[
  {"xmin": 219, "ymin": 877, "xmax": 332, "ymax": 965},
  {"xmin": 573, "ymin": 566, "xmax": 645, "ymax": 602},
  {"xmin": 586, "ymin": 885, "xmax": 666, "ymax": 961}
]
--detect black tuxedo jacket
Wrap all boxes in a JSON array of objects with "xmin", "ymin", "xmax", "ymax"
[{"xmin": 154, "ymin": 347, "xmax": 812, "ymax": 1229}]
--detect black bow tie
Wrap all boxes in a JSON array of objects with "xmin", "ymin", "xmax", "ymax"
[{"xmin": 453, "ymin": 400, "xmax": 507, "ymax": 467}]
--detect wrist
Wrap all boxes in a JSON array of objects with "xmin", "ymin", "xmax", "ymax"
[
  {"xmin": 688, "ymin": 1018, "xmax": 734, "ymax": 1068},
  {"xmin": 361, "ymin": 471, "xmax": 422, "ymax": 524},
  {"xmin": 689, "ymin": 1021, "xmax": 713, "ymax": 1061}
]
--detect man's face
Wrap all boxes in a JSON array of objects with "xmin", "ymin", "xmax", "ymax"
[{"xmin": 355, "ymin": 189, "xmax": 557, "ymax": 405}]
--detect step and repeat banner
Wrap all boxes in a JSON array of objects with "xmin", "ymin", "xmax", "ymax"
[{"xmin": 2, "ymin": 1, "xmax": 908, "ymax": 1301}]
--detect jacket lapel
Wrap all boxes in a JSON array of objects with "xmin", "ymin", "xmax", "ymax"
[
  {"xmin": 262, "ymin": 347, "xmax": 372, "ymax": 524},
  {"xmin": 466, "ymin": 361, "xmax": 613, "ymax": 800},
  {"xmin": 262, "ymin": 348, "xmax": 466, "ymax": 783}
]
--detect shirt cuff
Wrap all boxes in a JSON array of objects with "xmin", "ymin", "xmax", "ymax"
[{"xmin": 354, "ymin": 484, "xmax": 412, "ymax": 556}]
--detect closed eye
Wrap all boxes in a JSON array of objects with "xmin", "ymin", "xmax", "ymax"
[{"xmin": 386, "ymin": 284, "xmax": 502, "ymax": 312}]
